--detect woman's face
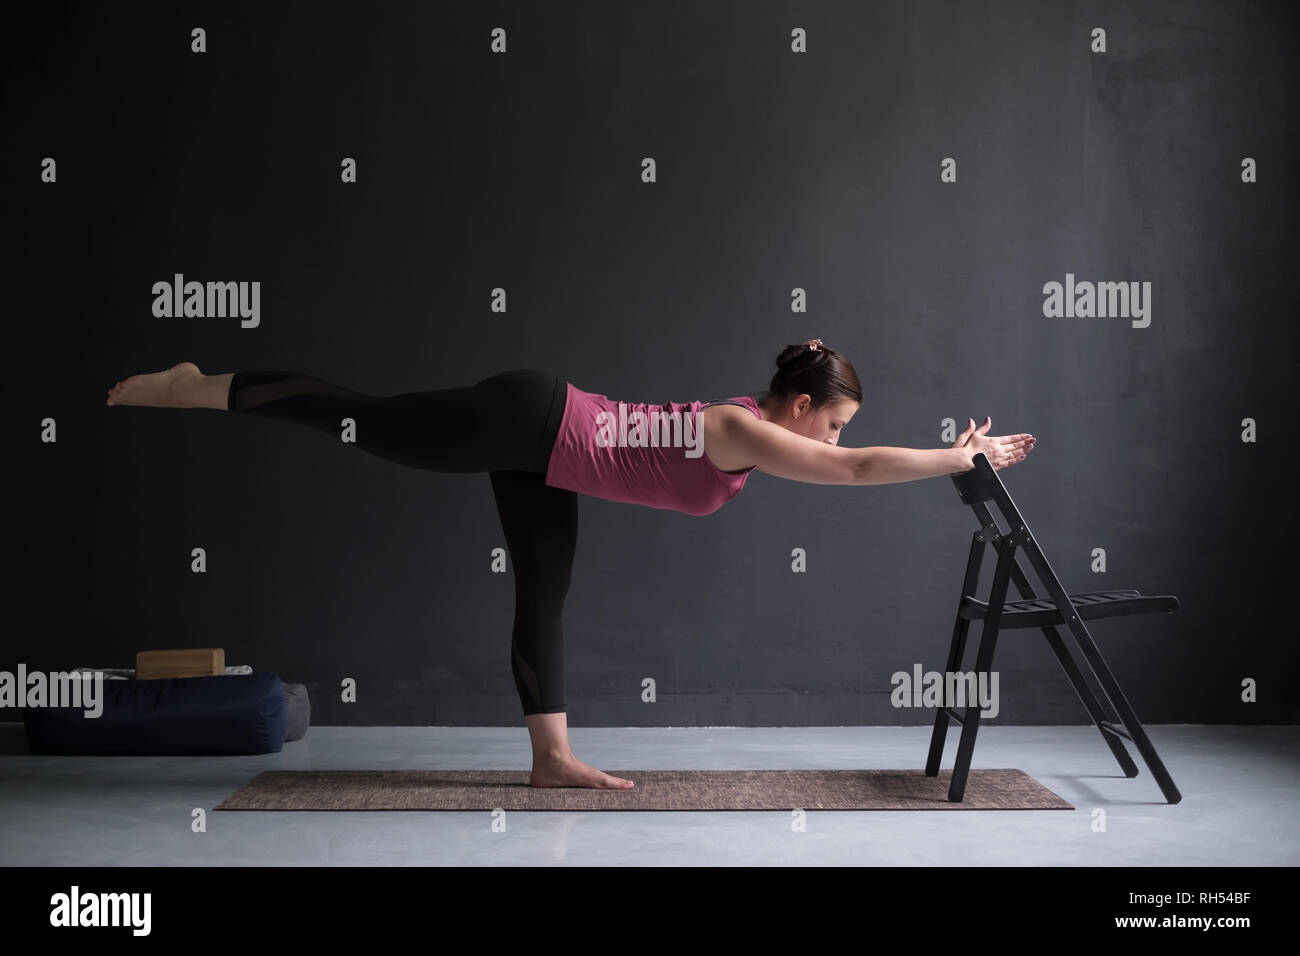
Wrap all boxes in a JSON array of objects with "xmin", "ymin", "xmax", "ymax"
[{"xmin": 786, "ymin": 395, "xmax": 859, "ymax": 445}]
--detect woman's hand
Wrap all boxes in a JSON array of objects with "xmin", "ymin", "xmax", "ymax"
[{"xmin": 951, "ymin": 417, "xmax": 1036, "ymax": 474}]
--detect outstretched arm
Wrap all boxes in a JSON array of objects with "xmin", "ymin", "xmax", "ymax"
[{"xmin": 720, "ymin": 413, "xmax": 1034, "ymax": 486}]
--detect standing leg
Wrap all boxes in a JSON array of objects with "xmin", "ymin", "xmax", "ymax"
[{"xmin": 490, "ymin": 469, "xmax": 633, "ymax": 790}]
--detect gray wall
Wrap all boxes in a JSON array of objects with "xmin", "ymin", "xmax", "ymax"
[{"xmin": 11, "ymin": 0, "xmax": 1299, "ymax": 726}]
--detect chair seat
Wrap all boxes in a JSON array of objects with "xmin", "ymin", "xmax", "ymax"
[{"xmin": 958, "ymin": 589, "xmax": 1179, "ymax": 629}]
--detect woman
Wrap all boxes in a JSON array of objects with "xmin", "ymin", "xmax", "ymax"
[{"xmin": 106, "ymin": 339, "xmax": 1035, "ymax": 790}]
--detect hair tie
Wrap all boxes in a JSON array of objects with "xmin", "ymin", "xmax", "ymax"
[{"xmin": 803, "ymin": 338, "xmax": 823, "ymax": 352}]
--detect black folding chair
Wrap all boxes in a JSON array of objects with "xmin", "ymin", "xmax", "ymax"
[{"xmin": 925, "ymin": 452, "xmax": 1182, "ymax": 804}]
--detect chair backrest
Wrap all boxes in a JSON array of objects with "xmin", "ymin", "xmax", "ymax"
[
  {"xmin": 950, "ymin": 453, "xmax": 1074, "ymax": 614},
  {"xmin": 950, "ymin": 452, "xmax": 1029, "ymax": 531}
]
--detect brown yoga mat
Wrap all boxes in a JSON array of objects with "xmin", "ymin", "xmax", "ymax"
[{"xmin": 215, "ymin": 768, "xmax": 1072, "ymax": 810}]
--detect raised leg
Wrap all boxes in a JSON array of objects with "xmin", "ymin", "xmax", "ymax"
[{"xmin": 110, "ymin": 364, "xmax": 564, "ymax": 475}]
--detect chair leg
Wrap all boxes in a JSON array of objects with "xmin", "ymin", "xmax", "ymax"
[
  {"xmin": 925, "ymin": 615, "xmax": 972, "ymax": 775},
  {"xmin": 949, "ymin": 541, "xmax": 1017, "ymax": 801},
  {"xmin": 928, "ymin": 532, "xmax": 987, "ymax": 777},
  {"xmin": 948, "ymin": 627, "xmax": 1001, "ymax": 801},
  {"xmin": 1063, "ymin": 620, "xmax": 1183, "ymax": 804},
  {"xmin": 1001, "ymin": 559, "xmax": 1142, "ymax": 779},
  {"xmin": 1040, "ymin": 627, "xmax": 1140, "ymax": 778}
]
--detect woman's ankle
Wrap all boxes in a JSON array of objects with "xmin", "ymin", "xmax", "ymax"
[
  {"xmin": 532, "ymin": 748, "xmax": 573, "ymax": 764},
  {"xmin": 196, "ymin": 372, "xmax": 234, "ymax": 410},
  {"xmin": 524, "ymin": 711, "xmax": 572, "ymax": 762}
]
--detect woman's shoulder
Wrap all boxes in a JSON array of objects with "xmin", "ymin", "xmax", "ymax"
[
  {"xmin": 696, "ymin": 398, "xmax": 763, "ymax": 471},
  {"xmin": 701, "ymin": 396, "xmax": 761, "ymax": 419}
]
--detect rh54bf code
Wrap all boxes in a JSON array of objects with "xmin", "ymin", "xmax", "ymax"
[{"xmin": 1130, "ymin": 892, "xmax": 1252, "ymax": 907}]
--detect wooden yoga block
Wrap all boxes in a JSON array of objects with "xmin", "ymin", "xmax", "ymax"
[{"xmin": 136, "ymin": 648, "xmax": 226, "ymax": 680}]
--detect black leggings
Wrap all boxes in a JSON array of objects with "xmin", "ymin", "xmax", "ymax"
[{"xmin": 226, "ymin": 367, "xmax": 573, "ymax": 717}]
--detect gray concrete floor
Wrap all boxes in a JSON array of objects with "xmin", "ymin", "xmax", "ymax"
[{"xmin": 0, "ymin": 723, "xmax": 1295, "ymax": 866}]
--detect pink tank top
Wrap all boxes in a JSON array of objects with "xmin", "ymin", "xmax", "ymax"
[{"xmin": 544, "ymin": 383, "xmax": 762, "ymax": 516}]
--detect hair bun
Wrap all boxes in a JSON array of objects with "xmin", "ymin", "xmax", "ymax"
[
  {"xmin": 763, "ymin": 337, "xmax": 861, "ymax": 408},
  {"xmin": 776, "ymin": 344, "xmax": 806, "ymax": 368}
]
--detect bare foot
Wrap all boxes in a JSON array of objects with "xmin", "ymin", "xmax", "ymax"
[
  {"xmin": 107, "ymin": 362, "xmax": 203, "ymax": 407},
  {"xmin": 529, "ymin": 753, "xmax": 635, "ymax": 790}
]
